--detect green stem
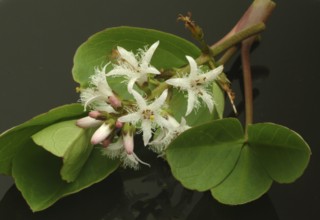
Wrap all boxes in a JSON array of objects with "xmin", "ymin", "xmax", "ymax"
[
  {"xmin": 178, "ymin": 22, "xmax": 265, "ymax": 73},
  {"xmin": 149, "ymin": 82, "xmax": 169, "ymax": 100},
  {"xmin": 210, "ymin": 22, "xmax": 265, "ymax": 57},
  {"xmin": 217, "ymin": 46, "xmax": 238, "ymax": 65},
  {"xmin": 176, "ymin": 22, "xmax": 265, "ymax": 73}
]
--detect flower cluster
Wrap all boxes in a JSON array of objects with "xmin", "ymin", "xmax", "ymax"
[{"xmin": 76, "ymin": 41, "xmax": 223, "ymax": 169}]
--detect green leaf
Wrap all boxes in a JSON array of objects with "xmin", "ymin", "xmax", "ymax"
[
  {"xmin": 212, "ymin": 81, "xmax": 225, "ymax": 119},
  {"xmin": 166, "ymin": 118, "xmax": 311, "ymax": 205},
  {"xmin": 72, "ymin": 26, "xmax": 201, "ymax": 88},
  {"xmin": 166, "ymin": 118, "xmax": 245, "ymax": 191},
  {"xmin": 0, "ymin": 104, "xmax": 85, "ymax": 175},
  {"xmin": 248, "ymin": 123, "xmax": 311, "ymax": 183},
  {"xmin": 210, "ymin": 144, "xmax": 272, "ymax": 205},
  {"xmin": 32, "ymin": 120, "xmax": 94, "ymax": 182},
  {"xmin": 12, "ymin": 140, "xmax": 120, "ymax": 212}
]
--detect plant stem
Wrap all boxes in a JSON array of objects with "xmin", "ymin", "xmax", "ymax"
[
  {"xmin": 149, "ymin": 82, "xmax": 169, "ymax": 100},
  {"xmin": 241, "ymin": 43, "xmax": 253, "ymax": 135},
  {"xmin": 217, "ymin": 46, "xmax": 238, "ymax": 65},
  {"xmin": 176, "ymin": 22, "xmax": 266, "ymax": 75},
  {"xmin": 209, "ymin": 22, "xmax": 265, "ymax": 57}
]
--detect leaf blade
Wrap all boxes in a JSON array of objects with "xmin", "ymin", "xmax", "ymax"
[
  {"xmin": 248, "ymin": 123, "xmax": 311, "ymax": 183},
  {"xmin": 210, "ymin": 144, "xmax": 273, "ymax": 205},
  {"xmin": 12, "ymin": 142, "xmax": 119, "ymax": 212},
  {"xmin": 166, "ymin": 118, "xmax": 245, "ymax": 191}
]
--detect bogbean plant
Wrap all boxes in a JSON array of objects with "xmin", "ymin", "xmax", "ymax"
[{"xmin": 0, "ymin": 0, "xmax": 311, "ymax": 212}]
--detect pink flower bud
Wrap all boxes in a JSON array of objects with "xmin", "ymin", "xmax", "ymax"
[
  {"xmin": 101, "ymin": 138, "xmax": 112, "ymax": 148},
  {"xmin": 91, "ymin": 123, "xmax": 113, "ymax": 145},
  {"xmin": 115, "ymin": 120, "xmax": 124, "ymax": 128},
  {"xmin": 76, "ymin": 116, "xmax": 103, "ymax": 128},
  {"xmin": 89, "ymin": 111, "xmax": 102, "ymax": 119},
  {"xmin": 123, "ymin": 134, "xmax": 134, "ymax": 154},
  {"xmin": 108, "ymin": 96, "xmax": 122, "ymax": 108}
]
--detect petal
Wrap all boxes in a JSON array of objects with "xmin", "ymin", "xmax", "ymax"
[
  {"xmin": 131, "ymin": 90, "xmax": 147, "ymax": 109},
  {"xmin": 122, "ymin": 152, "xmax": 151, "ymax": 169},
  {"xmin": 102, "ymin": 138, "xmax": 123, "ymax": 159},
  {"xmin": 91, "ymin": 123, "xmax": 113, "ymax": 144},
  {"xmin": 117, "ymin": 46, "xmax": 138, "ymax": 69},
  {"xmin": 141, "ymin": 120, "xmax": 152, "ymax": 146},
  {"xmin": 94, "ymin": 102, "xmax": 117, "ymax": 113},
  {"xmin": 186, "ymin": 90, "xmax": 197, "ymax": 116},
  {"xmin": 107, "ymin": 66, "xmax": 135, "ymax": 78},
  {"xmin": 186, "ymin": 56, "xmax": 198, "ymax": 78},
  {"xmin": 141, "ymin": 41, "xmax": 159, "ymax": 64},
  {"xmin": 118, "ymin": 112, "xmax": 141, "ymax": 124},
  {"xmin": 149, "ymin": 89, "xmax": 168, "ymax": 110},
  {"xmin": 122, "ymin": 153, "xmax": 139, "ymax": 170},
  {"xmin": 200, "ymin": 90, "xmax": 214, "ymax": 113},
  {"xmin": 203, "ymin": 65, "xmax": 224, "ymax": 82},
  {"xmin": 143, "ymin": 66, "xmax": 160, "ymax": 75},
  {"xmin": 154, "ymin": 114, "xmax": 174, "ymax": 130},
  {"xmin": 132, "ymin": 153, "xmax": 151, "ymax": 167},
  {"xmin": 165, "ymin": 78, "xmax": 191, "ymax": 90},
  {"xmin": 167, "ymin": 115, "xmax": 180, "ymax": 128},
  {"xmin": 127, "ymin": 77, "xmax": 138, "ymax": 94},
  {"xmin": 83, "ymin": 94, "xmax": 108, "ymax": 111},
  {"xmin": 91, "ymin": 68, "xmax": 107, "ymax": 86}
]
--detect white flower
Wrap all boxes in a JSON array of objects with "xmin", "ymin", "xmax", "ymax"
[
  {"xmin": 149, "ymin": 117, "xmax": 190, "ymax": 153},
  {"xmin": 106, "ymin": 41, "xmax": 160, "ymax": 93},
  {"xmin": 80, "ymin": 65, "xmax": 117, "ymax": 113},
  {"xmin": 166, "ymin": 56, "xmax": 223, "ymax": 116},
  {"xmin": 101, "ymin": 137, "xmax": 150, "ymax": 170},
  {"xmin": 118, "ymin": 89, "xmax": 171, "ymax": 146}
]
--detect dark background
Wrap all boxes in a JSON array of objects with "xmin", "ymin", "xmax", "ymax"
[{"xmin": 0, "ymin": 0, "xmax": 319, "ymax": 219}]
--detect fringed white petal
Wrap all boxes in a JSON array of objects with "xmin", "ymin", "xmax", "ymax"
[
  {"xmin": 118, "ymin": 112, "xmax": 141, "ymax": 124},
  {"xmin": 200, "ymin": 90, "xmax": 214, "ymax": 113},
  {"xmin": 149, "ymin": 89, "xmax": 168, "ymax": 110},
  {"xmin": 165, "ymin": 78, "xmax": 190, "ymax": 90},
  {"xmin": 186, "ymin": 56, "xmax": 198, "ymax": 78},
  {"xmin": 117, "ymin": 46, "xmax": 138, "ymax": 69},
  {"xmin": 141, "ymin": 120, "xmax": 152, "ymax": 146},
  {"xmin": 127, "ymin": 77, "xmax": 138, "ymax": 94},
  {"xmin": 131, "ymin": 90, "xmax": 147, "ymax": 109},
  {"xmin": 204, "ymin": 65, "xmax": 224, "ymax": 82},
  {"xmin": 101, "ymin": 138, "xmax": 123, "ymax": 159},
  {"xmin": 144, "ymin": 66, "xmax": 160, "ymax": 75},
  {"xmin": 186, "ymin": 90, "xmax": 197, "ymax": 116},
  {"xmin": 141, "ymin": 41, "xmax": 159, "ymax": 64}
]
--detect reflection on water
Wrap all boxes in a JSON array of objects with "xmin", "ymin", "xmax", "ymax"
[{"xmin": 0, "ymin": 150, "xmax": 279, "ymax": 220}]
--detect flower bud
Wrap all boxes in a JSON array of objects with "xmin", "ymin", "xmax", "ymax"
[
  {"xmin": 108, "ymin": 96, "xmax": 122, "ymax": 108},
  {"xmin": 76, "ymin": 116, "xmax": 103, "ymax": 128},
  {"xmin": 123, "ymin": 133, "xmax": 134, "ymax": 154},
  {"xmin": 91, "ymin": 123, "xmax": 114, "ymax": 145},
  {"xmin": 88, "ymin": 111, "xmax": 102, "ymax": 119}
]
